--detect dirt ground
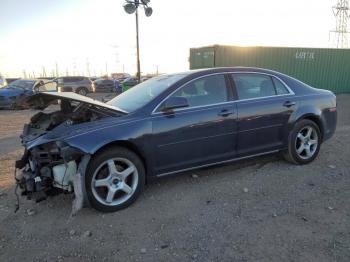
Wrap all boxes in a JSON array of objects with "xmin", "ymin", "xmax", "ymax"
[{"xmin": 0, "ymin": 94, "xmax": 349, "ymax": 262}]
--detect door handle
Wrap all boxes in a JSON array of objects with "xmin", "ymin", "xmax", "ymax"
[
  {"xmin": 283, "ymin": 101, "xmax": 296, "ymax": 108},
  {"xmin": 218, "ymin": 109, "xmax": 234, "ymax": 117}
]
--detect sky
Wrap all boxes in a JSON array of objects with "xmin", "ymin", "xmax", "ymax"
[{"xmin": 0, "ymin": 0, "xmax": 338, "ymax": 77}]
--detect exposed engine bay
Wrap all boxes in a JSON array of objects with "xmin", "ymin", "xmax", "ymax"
[
  {"xmin": 14, "ymin": 92, "xmax": 123, "ymax": 211},
  {"xmin": 21, "ymin": 100, "xmax": 112, "ymax": 143}
]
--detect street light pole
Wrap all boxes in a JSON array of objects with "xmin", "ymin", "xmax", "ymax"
[
  {"xmin": 135, "ymin": 8, "xmax": 141, "ymax": 83},
  {"xmin": 123, "ymin": 0, "xmax": 153, "ymax": 84}
]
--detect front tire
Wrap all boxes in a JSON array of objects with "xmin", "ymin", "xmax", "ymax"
[
  {"xmin": 85, "ymin": 147, "xmax": 145, "ymax": 212},
  {"xmin": 284, "ymin": 119, "xmax": 321, "ymax": 165}
]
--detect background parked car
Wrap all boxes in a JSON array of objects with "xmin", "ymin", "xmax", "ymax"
[
  {"xmin": 55, "ymin": 76, "xmax": 94, "ymax": 95},
  {"xmin": 121, "ymin": 77, "xmax": 139, "ymax": 92},
  {"xmin": 94, "ymin": 79, "xmax": 118, "ymax": 93},
  {"xmin": 0, "ymin": 74, "xmax": 7, "ymax": 88},
  {"xmin": 4, "ymin": 78, "xmax": 19, "ymax": 84},
  {"xmin": 0, "ymin": 79, "xmax": 53, "ymax": 109}
]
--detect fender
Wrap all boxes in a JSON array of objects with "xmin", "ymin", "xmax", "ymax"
[{"xmin": 63, "ymin": 119, "xmax": 153, "ymax": 175}]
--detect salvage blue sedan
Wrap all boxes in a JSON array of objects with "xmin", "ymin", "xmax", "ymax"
[
  {"xmin": 16, "ymin": 67, "xmax": 337, "ymax": 212},
  {"xmin": 0, "ymin": 79, "xmax": 48, "ymax": 109}
]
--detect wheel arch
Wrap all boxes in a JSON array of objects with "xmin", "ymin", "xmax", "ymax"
[
  {"xmin": 77, "ymin": 86, "xmax": 89, "ymax": 93},
  {"xmin": 92, "ymin": 140, "xmax": 149, "ymax": 177},
  {"xmin": 295, "ymin": 113, "xmax": 324, "ymax": 141}
]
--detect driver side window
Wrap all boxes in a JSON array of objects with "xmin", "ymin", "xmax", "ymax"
[{"xmin": 164, "ymin": 74, "xmax": 228, "ymax": 109}]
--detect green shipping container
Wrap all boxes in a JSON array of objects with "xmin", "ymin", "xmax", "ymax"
[{"xmin": 189, "ymin": 45, "xmax": 350, "ymax": 94}]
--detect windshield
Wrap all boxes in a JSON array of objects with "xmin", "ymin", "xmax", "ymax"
[
  {"xmin": 2, "ymin": 80, "xmax": 35, "ymax": 90},
  {"xmin": 107, "ymin": 74, "xmax": 187, "ymax": 112}
]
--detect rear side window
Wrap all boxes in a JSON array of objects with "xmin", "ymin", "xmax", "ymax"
[
  {"xmin": 232, "ymin": 74, "xmax": 292, "ymax": 99},
  {"xmin": 169, "ymin": 74, "xmax": 228, "ymax": 108},
  {"xmin": 57, "ymin": 78, "xmax": 63, "ymax": 85},
  {"xmin": 272, "ymin": 77, "xmax": 290, "ymax": 95},
  {"xmin": 232, "ymin": 74, "xmax": 276, "ymax": 99}
]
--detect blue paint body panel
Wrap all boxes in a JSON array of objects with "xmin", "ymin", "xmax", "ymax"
[{"xmin": 24, "ymin": 67, "xmax": 337, "ymax": 177}]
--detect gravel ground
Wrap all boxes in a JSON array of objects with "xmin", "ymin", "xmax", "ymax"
[{"xmin": 0, "ymin": 94, "xmax": 349, "ymax": 262}]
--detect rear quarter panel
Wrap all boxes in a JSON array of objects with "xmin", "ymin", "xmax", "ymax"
[{"xmin": 289, "ymin": 92, "xmax": 337, "ymax": 141}]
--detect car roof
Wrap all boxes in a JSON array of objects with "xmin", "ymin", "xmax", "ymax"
[{"xmin": 183, "ymin": 67, "xmax": 282, "ymax": 75}]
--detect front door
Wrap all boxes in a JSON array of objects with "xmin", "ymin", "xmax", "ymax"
[{"xmin": 151, "ymin": 74, "xmax": 238, "ymax": 175}]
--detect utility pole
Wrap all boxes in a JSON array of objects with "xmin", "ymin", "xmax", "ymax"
[
  {"xmin": 86, "ymin": 58, "xmax": 91, "ymax": 77},
  {"xmin": 73, "ymin": 58, "xmax": 77, "ymax": 76},
  {"xmin": 135, "ymin": 8, "xmax": 141, "ymax": 81},
  {"xmin": 42, "ymin": 66, "xmax": 47, "ymax": 77},
  {"xmin": 55, "ymin": 62, "xmax": 59, "ymax": 77},
  {"xmin": 111, "ymin": 44, "xmax": 120, "ymax": 73}
]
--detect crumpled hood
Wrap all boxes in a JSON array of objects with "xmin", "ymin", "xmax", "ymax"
[
  {"xmin": 24, "ymin": 92, "xmax": 127, "ymax": 113},
  {"xmin": 24, "ymin": 112, "xmax": 136, "ymax": 151},
  {"xmin": 21, "ymin": 92, "xmax": 132, "ymax": 152},
  {"xmin": 0, "ymin": 88, "xmax": 24, "ymax": 97}
]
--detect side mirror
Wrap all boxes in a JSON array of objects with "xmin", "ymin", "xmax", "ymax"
[{"xmin": 162, "ymin": 96, "xmax": 189, "ymax": 111}]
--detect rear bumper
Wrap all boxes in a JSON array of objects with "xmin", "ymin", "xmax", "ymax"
[{"xmin": 322, "ymin": 108, "xmax": 337, "ymax": 142}]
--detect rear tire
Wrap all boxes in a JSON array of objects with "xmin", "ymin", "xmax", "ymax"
[
  {"xmin": 85, "ymin": 147, "xmax": 145, "ymax": 212},
  {"xmin": 283, "ymin": 119, "xmax": 321, "ymax": 165}
]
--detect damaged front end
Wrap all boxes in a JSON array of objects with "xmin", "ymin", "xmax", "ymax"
[
  {"xmin": 14, "ymin": 92, "xmax": 125, "ymax": 212},
  {"xmin": 15, "ymin": 141, "xmax": 86, "ymax": 203}
]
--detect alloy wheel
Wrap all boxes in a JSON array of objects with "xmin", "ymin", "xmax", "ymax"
[
  {"xmin": 295, "ymin": 126, "xmax": 318, "ymax": 160},
  {"xmin": 91, "ymin": 158, "xmax": 139, "ymax": 206},
  {"xmin": 78, "ymin": 88, "xmax": 87, "ymax": 95}
]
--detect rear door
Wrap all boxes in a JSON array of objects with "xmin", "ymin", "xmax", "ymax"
[
  {"xmin": 231, "ymin": 73, "xmax": 296, "ymax": 156},
  {"xmin": 63, "ymin": 77, "xmax": 76, "ymax": 92},
  {"xmin": 151, "ymin": 74, "xmax": 238, "ymax": 175}
]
